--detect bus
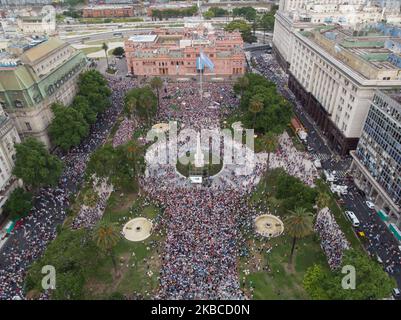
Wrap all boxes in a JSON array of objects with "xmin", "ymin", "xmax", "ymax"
[{"xmin": 290, "ymin": 117, "xmax": 307, "ymax": 141}]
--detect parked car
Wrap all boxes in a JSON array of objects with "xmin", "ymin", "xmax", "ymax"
[
  {"xmin": 365, "ymin": 201, "xmax": 375, "ymax": 209},
  {"xmin": 392, "ymin": 288, "xmax": 400, "ymax": 298},
  {"xmin": 345, "ymin": 211, "xmax": 360, "ymax": 227}
]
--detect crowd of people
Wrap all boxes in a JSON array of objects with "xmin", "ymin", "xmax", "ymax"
[
  {"xmin": 157, "ymin": 82, "xmax": 238, "ymax": 130},
  {"xmin": 270, "ymin": 132, "xmax": 319, "ymax": 187},
  {"xmin": 147, "ymin": 187, "xmax": 246, "ymax": 300},
  {"xmin": 364, "ymin": 212, "xmax": 401, "ymax": 276},
  {"xmin": 112, "ymin": 118, "xmax": 138, "ymax": 148},
  {"xmin": 252, "ymin": 54, "xmax": 298, "ymax": 106},
  {"xmin": 141, "ymin": 79, "xmax": 325, "ymax": 299},
  {"xmin": 315, "ymin": 207, "xmax": 350, "ymax": 270},
  {"xmin": 71, "ymin": 178, "xmax": 114, "ymax": 230},
  {"xmin": 0, "ymin": 76, "xmax": 135, "ymax": 300}
]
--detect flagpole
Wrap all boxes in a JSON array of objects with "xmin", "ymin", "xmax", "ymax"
[{"xmin": 200, "ymin": 67, "xmax": 203, "ymax": 101}]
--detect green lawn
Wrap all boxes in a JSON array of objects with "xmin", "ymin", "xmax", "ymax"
[
  {"xmin": 239, "ymin": 234, "xmax": 329, "ymax": 300},
  {"xmin": 83, "ymin": 191, "xmax": 163, "ymax": 299},
  {"xmin": 81, "ymin": 47, "xmax": 102, "ymax": 55},
  {"xmin": 240, "ymin": 168, "xmax": 363, "ymax": 299}
]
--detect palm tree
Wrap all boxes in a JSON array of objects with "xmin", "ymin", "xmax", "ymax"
[
  {"xmin": 150, "ymin": 77, "xmax": 163, "ymax": 110},
  {"xmin": 102, "ymin": 42, "xmax": 109, "ymax": 70},
  {"xmin": 235, "ymin": 76, "xmax": 249, "ymax": 97},
  {"xmin": 261, "ymin": 132, "xmax": 278, "ymax": 184},
  {"xmin": 316, "ymin": 192, "xmax": 331, "ymax": 210},
  {"xmin": 93, "ymin": 220, "xmax": 120, "ymax": 275},
  {"xmin": 124, "ymin": 96, "xmax": 137, "ymax": 119},
  {"xmin": 248, "ymin": 97, "xmax": 263, "ymax": 128},
  {"xmin": 285, "ymin": 207, "xmax": 314, "ymax": 266},
  {"xmin": 141, "ymin": 94, "xmax": 154, "ymax": 126}
]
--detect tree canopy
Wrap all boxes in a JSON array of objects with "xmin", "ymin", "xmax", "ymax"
[
  {"xmin": 3, "ymin": 187, "xmax": 33, "ymax": 220},
  {"xmin": 303, "ymin": 250, "xmax": 396, "ymax": 300},
  {"xmin": 235, "ymin": 73, "xmax": 292, "ymax": 134},
  {"xmin": 124, "ymin": 86, "xmax": 158, "ymax": 124},
  {"xmin": 225, "ymin": 20, "xmax": 256, "ymax": 43},
  {"xmin": 259, "ymin": 12, "xmax": 275, "ymax": 32},
  {"xmin": 203, "ymin": 7, "xmax": 229, "ymax": 19},
  {"xmin": 13, "ymin": 138, "xmax": 63, "ymax": 190},
  {"xmin": 25, "ymin": 228, "xmax": 98, "ymax": 299},
  {"xmin": 232, "ymin": 7, "xmax": 257, "ymax": 21},
  {"xmin": 151, "ymin": 5, "xmax": 198, "ymax": 21},
  {"xmin": 264, "ymin": 168, "xmax": 318, "ymax": 213},
  {"xmin": 86, "ymin": 141, "xmax": 145, "ymax": 191},
  {"xmin": 49, "ymin": 103, "xmax": 89, "ymax": 151},
  {"xmin": 112, "ymin": 46, "xmax": 125, "ymax": 56}
]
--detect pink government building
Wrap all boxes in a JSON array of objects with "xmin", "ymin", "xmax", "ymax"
[{"xmin": 124, "ymin": 25, "xmax": 246, "ymax": 79}]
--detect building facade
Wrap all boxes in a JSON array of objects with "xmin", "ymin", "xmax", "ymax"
[
  {"xmin": 273, "ymin": 1, "xmax": 401, "ymax": 71},
  {"xmin": 0, "ymin": 0, "xmax": 56, "ymax": 4},
  {"xmin": 125, "ymin": 25, "xmax": 245, "ymax": 79},
  {"xmin": 17, "ymin": 16, "xmax": 56, "ymax": 36},
  {"xmin": 287, "ymin": 26, "xmax": 401, "ymax": 155},
  {"xmin": 82, "ymin": 5, "xmax": 135, "ymax": 18},
  {"xmin": 350, "ymin": 90, "xmax": 401, "ymax": 227},
  {"xmin": 0, "ymin": 38, "xmax": 87, "ymax": 147},
  {"xmin": 0, "ymin": 107, "xmax": 21, "ymax": 221}
]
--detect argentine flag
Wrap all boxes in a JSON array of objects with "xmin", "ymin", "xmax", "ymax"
[{"xmin": 196, "ymin": 50, "xmax": 214, "ymax": 71}]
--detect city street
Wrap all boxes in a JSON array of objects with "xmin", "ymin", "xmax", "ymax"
[{"xmin": 251, "ymin": 49, "xmax": 401, "ymax": 293}]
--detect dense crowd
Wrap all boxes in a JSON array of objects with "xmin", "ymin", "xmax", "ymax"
[
  {"xmin": 252, "ymin": 54, "xmax": 299, "ymax": 106},
  {"xmin": 364, "ymin": 214, "xmax": 401, "ymax": 275},
  {"xmin": 148, "ymin": 188, "xmax": 246, "ymax": 299},
  {"xmin": 71, "ymin": 178, "xmax": 114, "ymax": 230},
  {"xmin": 315, "ymin": 207, "xmax": 350, "ymax": 270},
  {"xmin": 270, "ymin": 132, "xmax": 319, "ymax": 187},
  {"xmin": 157, "ymin": 82, "xmax": 238, "ymax": 130},
  {"xmin": 112, "ymin": 118, "xmax": 138, "ymax": 148},
  {"xmin": 0, "ymin": 76, "xmax": 136, "ymax": 300}
]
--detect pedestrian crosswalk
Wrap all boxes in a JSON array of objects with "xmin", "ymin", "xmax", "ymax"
[
  {"xmin": 334, "ymin": 170, "xmax": 348, "ymax": 179},
  {"xmin": 314, "ymin": 153, "xmax": 331, "ymax": 162}
]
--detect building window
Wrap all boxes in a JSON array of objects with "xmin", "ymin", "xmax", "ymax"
[
  {"xmin": 15, "ymin": 100, "xmax": 23, "ymax": 108},
  {"xmin": 25, "ymin": 122, "xmax": 32, "ymax": 131}
]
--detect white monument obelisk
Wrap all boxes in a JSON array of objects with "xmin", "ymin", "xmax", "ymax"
[{"xmin": 194, "ymin": 132, "xmax": 205, "ymax": 168}]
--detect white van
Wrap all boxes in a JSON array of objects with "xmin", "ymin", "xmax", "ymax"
[
  {"xmin": 314, "ymin": 159, "xmax": 322, "ymax": 169},
  {"xmin": 345, "ymin": 211, "xmax": 360, "ymax": 227}
]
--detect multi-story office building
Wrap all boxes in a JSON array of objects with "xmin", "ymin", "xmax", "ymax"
[
  {"xmin": 350, "ymin": 90, "xmax": 401, "ymax": 227},
  {"xmin": 287, "ymin": 26, "xmax": 401, "ymax": 155},
  {"xmin": 0, "ymin": 38, "xmax": 87, "ymax": 147},
  {"xmin": 273, "ymin": 1, "xmax": 401, "ymax": 71},
  {"xmin": 125, "ymin": 25, "xmax": 245, "ymax": 78}
]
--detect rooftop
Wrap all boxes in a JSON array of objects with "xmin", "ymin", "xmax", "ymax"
[
  {"xmin": 84, "ymin": 5, "xmax": 133, "ymax": 10},
  {"xmin": 20, "ymin": 38, "xmax": 66, "ymax": 64},
  {"xmin": 301, "ymin": 25, "xmax": 401, "ymax": 80},
  {"xmin": 128, "ymin": 35, "xmax": 158, "ymax": 43}
]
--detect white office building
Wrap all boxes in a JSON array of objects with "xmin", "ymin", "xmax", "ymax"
[{"xmin": 287, "ymin": 26, "xmax": 401, "ymax": 155}]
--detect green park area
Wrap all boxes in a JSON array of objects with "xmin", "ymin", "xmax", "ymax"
[{"xmin": 237, "ymin": 167, "xmax": 394, "ymax": 299}]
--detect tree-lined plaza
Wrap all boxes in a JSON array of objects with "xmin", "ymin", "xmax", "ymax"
[{"xmin": 0, "ymin": 67, "xmax": 395, "ymax": 300}]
